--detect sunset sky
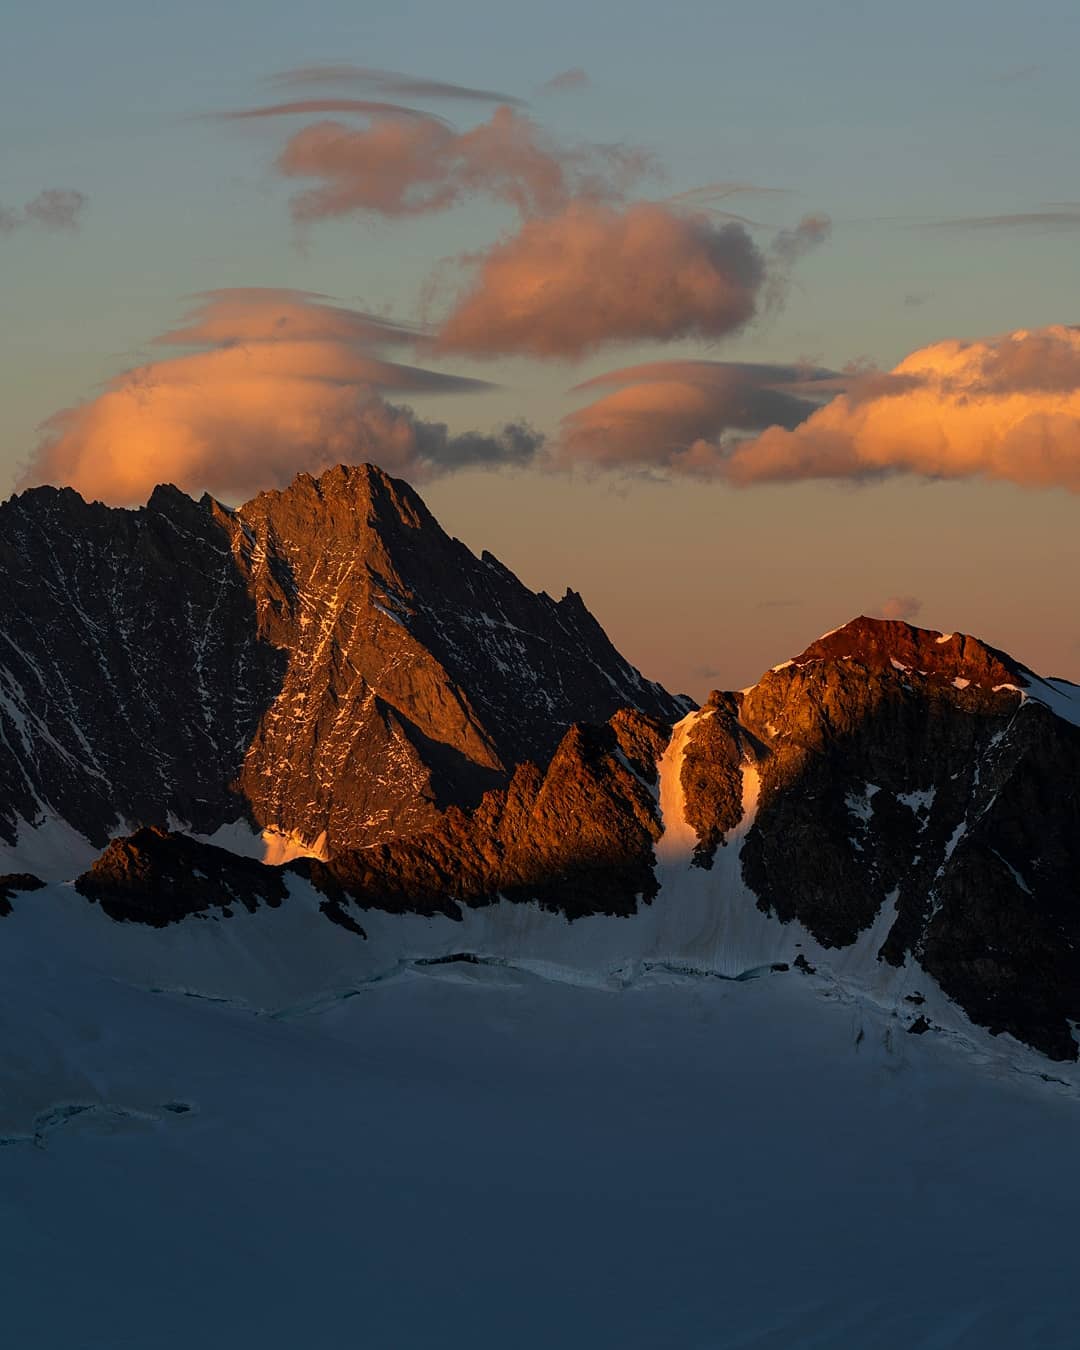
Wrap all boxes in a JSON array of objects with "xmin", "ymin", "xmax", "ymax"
[{"xmin": 4, "ymin": 0, "xmax": 1080, "ymax": 696}]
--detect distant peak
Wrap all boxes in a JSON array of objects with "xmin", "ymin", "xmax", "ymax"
[{"xmin": 791, "ymin": 616, "xmax": 1025, "ymax": 688}]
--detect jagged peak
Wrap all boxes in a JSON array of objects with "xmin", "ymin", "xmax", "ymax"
[{"xmin": 239, "ymin": 462, "xmax": 433, "ymax": 534}]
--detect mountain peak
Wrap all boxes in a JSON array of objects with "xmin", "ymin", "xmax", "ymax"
[
  {"xmin": 792, "ymin": 616, "xmax": 1024, "ymax": 689},
  {"xmin": 240, "ymin": 462, "xmax": 433, "ymax": 535}
]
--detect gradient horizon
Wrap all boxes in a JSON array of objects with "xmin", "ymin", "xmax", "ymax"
[{"xmin": 3, "ymin": 0, "xmax": 1078, "ymax": 696}]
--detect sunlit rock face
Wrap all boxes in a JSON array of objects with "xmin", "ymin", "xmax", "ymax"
[
  {"xmin": 0, "ymin": 463, "xmax": 689, "ymax": 860},
  {"xmin": 223, "ymin": 463, "xmax": 688, "ymax": 853}
]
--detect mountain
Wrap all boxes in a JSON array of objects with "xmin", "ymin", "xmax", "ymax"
[
  {"xmin": 0, "ymin": 463, "xmax": 687, "ymax": 869},
  {"xmin": 5, "ymin": 487, "xmax": 1080, "ymax": 1347}
]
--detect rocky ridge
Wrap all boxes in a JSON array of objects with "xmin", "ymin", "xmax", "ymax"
[
  {"xmin": 0, "ymin": 464, "xmax": 687, "ymax": 860},
  {"xmin": 68, "ymin": 615, "xmax": 1080, "ymax": 1061}
]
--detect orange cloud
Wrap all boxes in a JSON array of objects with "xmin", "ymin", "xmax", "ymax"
[
  {"xmin": 274, "ymin": 104, "xmax": 652, "ymax": 222},
  {"xmin": 555, "ymin": 326, "xmax": 1080, "ymax": 490},
  {"xmin": 435, "ymin": 202, "xmax": 765, "ymax": 360},
  {"xmin": 20, "ymin": 290, "xmax": 540, "ymax": 506},
  {"xmin": 556, "ymin": 360, "xmax": 832, "ymax": 471},
  {"xmin": 725, "ymin": 324, "xmax": 1080, "ymax": 488}
]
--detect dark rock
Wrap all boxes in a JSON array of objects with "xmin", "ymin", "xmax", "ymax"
[
  {"xmin": 0, "ymin": 873, "xmax": 45, "ymax": 916},
  {"xmin": 74, "ymin": 826, "xmax": 289, "ymax": 926},
  {"xmin": 907, "ymin": 1016, "xmax": 931, "ymax": 1035}
]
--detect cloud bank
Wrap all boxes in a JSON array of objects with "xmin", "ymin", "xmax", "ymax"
[
  {"xmin": 435, "ymin": 203, "xmax": 766, "ymax": 359},
  {"xmin": 21, "ymin": 289, "xmax": 540, "ymax": 505},
  {"xmin": 555, "ymin": 326, "xmax": 1080, "ymax": 492},
  {"xmin": 0, "ymin": 189, "xmax": 87, "ymax": 234},
  {"xmin": 725, "ymin": 324, "xmax": 1080, "ymax": 489}
]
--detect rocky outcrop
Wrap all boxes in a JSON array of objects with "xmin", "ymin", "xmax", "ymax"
[
  {"xmin": 0, "ymin": 873, "xmax": 44, "ymax": 917},
  {"xmin": 75, "ymin": 826, "xmax": 290, "ymax": 926},
  {"xmin": 0, "ymin": 465, "xmax": 688, "ymax": 857}
]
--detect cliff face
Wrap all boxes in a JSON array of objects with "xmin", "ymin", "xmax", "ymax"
[
  {"xmin": 0, "ymin": 483, "xmax": 283, "ymax": 848},
  {"xmin": 224, "ymin": 464, "xmax": 686, "ymax": 853},
  {"xmin": 0, "ymin": 464, "xmax": 688, "ymax": 858}
]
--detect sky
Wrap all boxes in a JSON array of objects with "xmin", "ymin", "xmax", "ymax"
[{"xmin": 3, "ymin": 0, "xmax": 1080, "ymax": 697}]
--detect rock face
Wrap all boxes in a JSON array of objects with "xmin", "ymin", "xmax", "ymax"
[
  {"xmin": 0, "ymin": 484, "xmax": 282, "ymax": 849},
  {"xmin": 0, "ymin": 464, "xmax": 688, "ymax": 856},
  {"xmin": 319, "ymin": 708, "xmax": 669, "ymax": 922},
  {"xmin": 223, "ymin": 465, "xmax": 687, "ymax": 853}
]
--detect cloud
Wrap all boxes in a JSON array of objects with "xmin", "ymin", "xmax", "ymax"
[
  {"xmin": 770, "ymin": 212, "xmax": 831, "ymax": 264},
  {"xmin": 0, "ymin": 189, "xmax": 86, "ymax": 234},
  {"xmin": 219, "ymin": 98, "xmax": 445, "ymax": 123},
  {"xmin": 540, "ymin": 68, "xmax": 590, "ymax": 94},
  {"xmin": 555, "ymin": 359, "xmax": 835, "ymax": 471},
  {"xmin": 270, "ymin": 104, "xmax": 652, "ymax": 222},
  {"xmin": 434, "ymin": 202, "xmax": 766, "ymax": 360},
  {"xmin": 763, "ymin": 213, "xmax": 831, "ymax": 310},
  {"xmin": 923, "ymin": 206, "xmax": 1080, "ymax": 231},
  {"xmin": 880, "ymin": 595, "xmax": 922, "ymax": 622},
  {"xmin": 724, "ymin": 324, "xmax": 1080, "ymax": 490},
  {"xmin": 19, "ymin": 289, "xmax": 540, "ymax": 506},
  {"xmin": 267, "ymin": 65, "xmax": 525, "ymax": 106}
]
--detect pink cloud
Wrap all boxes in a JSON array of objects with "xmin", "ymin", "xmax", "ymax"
[
  {"xmin": 274, "ymin": 105, "xmax": 653, "ymax": 222},
  {"xmin": 19, "ymin": 290, "xmax": 539, "ymax": 506},
  {"xmin": 434, "ymin": 202, "xmax": 765, "ymax": 360}
]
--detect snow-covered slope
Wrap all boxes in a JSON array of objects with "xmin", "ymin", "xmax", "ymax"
[{"xmin": 2, "ymin": 870, "xmax": 1078, "ymax": 1349}]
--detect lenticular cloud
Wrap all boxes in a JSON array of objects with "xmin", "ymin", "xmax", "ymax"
[
  {"xmin": 556, "ymin": 360, "xmax": 836, "ymax": 472},
  {"xmin": 20, "ymin": 289, "xmax": 540, "ymax": 505}
]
